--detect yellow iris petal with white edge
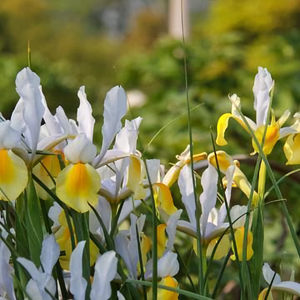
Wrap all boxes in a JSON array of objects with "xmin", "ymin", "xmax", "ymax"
[
  {"xmin": 0, "ymin": 149, "xmax": 28, "ymax": 201},
  {"xmin": 230, "ymin": 227, "xmax": 254, "ymax": 261},
  {"xmin": 56, "ymin": 162, "xmax": 101, "ymax": 213},
  {"xmin": 252, "ymin": 123, "xmax": 280, "ymax": 155},
  {"xmin": 284, "ymin": 134, "xmax": 300, "ymax": 165},
  {"xmin": 258, "ymin": 288, "xmax": 272, "ymax": 300},
  {"xmin": 127, "ymin": 156, "xmax": 146, "ymax": 200}
]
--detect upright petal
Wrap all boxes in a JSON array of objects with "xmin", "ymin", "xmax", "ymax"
[
  {"xmin": 93, "ymin": 86, "xmax": 127, "ymax": 167},
  {"xmin": 40, "ymin": 235, "xmax": 60, "ymax": 275},
  {"xmin": 77, "ymin": 87, "xmax": 95, "ymax": 142},
  {"xmin": 253, "ymin": 67, "xmax": 274, "ymax": 127},
  {"xmin": 15, "ymin": 68, "xmax": 44, "ymax": 160}
]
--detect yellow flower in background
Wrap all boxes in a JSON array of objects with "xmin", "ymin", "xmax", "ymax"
[
  {"xmin": 0, "ymin": 121, "xmax": 28, "ymax": 201},
  {"xmin": 230, "ymin": 227, "xmax": 254, "ymax": 261}
]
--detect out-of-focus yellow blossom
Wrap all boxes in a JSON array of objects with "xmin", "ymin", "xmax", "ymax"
[{"xmin": 230, "ymin": 227, "xmax": 254, "ymax": 261}]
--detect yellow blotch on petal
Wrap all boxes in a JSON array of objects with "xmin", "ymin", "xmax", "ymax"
[
  {"xmin": 284, "ymin": 134, "xmax": 300, "ymax": 165},
  {"xmin": 56, "ymin": 163, "xmax": 101, "ymax": 213},
  {"xmin": 252, "ymin": 123, "xmax": 280, "ymax": 155},
  {"xmin": 127, "ymin": 156, "xmax": 146, "ymax": 200},
  {"xmin": 258, "ymin": 288, "xmax": 272, "ymax": 300},
  {"xmin": 0, "ymin": 149, "xmax": 28, "ymax": 201},
  {"xmin": 157, "ymin": 224, "xmax": 167, "ymax": 258},
  {"xmin": 230, "ymin": 227, "xmax": 254, "ymax": 261}
]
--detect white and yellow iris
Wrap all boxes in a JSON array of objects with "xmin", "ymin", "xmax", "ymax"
[
  {"xmin": 56, "ymin": 134, "xmax": 100, "ymax": 213},
  {"xmin": 0, "ymin": 121, "xmax": 28, "ymax": 201},
  {"xmin": 216, "ymin": 68, "xmax": 297, "ymax": 156}
]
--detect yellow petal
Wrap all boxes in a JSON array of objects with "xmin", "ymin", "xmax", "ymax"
[
  {"xmin": 284, "ymin": 134, "xmax": 300, "ymax": 165},
  {"xmin": 147, "ymin": 276, "xmax": 178, "ymax": 300},
  {"xmin": 206, "ymin": 235, "xmax": 231, "ymax": 260},
  {"xmin": 127, "ymin": 156, "xmax": 146, "ymax": 200},
  {"xmin": 154, "ymin": 183, "xmax": 177, "ymax": 215},
  {"xmin": 230, "ymin": 227, "xmax": 254, "ymax": 261},
  {"xmin": 216, "ymin": 113, "xmax": 233, "ymax": 146},
  {"xmin": 157, "ymin": 276, "xmax": 179, "ymax": 300},
  {"xmin": 56, "ymin": 163, "xmax": 101, "ymax": 213},
  {"xmin": 208, "ymin": 151, "xmax": 233, "ymax": 173},
  {"xmin": 157, "ymin": 224, "xmax": 167, "ymax": 258},
  {"xmin": 0, "ymin": 149, "xmax": 28, "ymax": 201},
  {"xmin": 258, "ymin": 288, "xmax": 273, "ymax": 300},
  {"xmin": 141, "ymin": 234, "xmax": 151, "ymax": 267},
  {"xmin": 252, "ymin": 123, "xmax": 280, "ymax": 155}
]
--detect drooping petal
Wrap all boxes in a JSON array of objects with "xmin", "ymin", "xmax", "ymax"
[
  {"xmin": 253, "ymin": 67, "xmax": 274, "ymax": 127},
  {"xmin": 155, "ymin": 183, "xmax": 177, "ymax": 217},
  {"xmin": 206, "ymin": 235, "xmax": 230, "ymax": 260},
  {"xmin": 284, "ymin": 134, "xmax": 300, "ymax": 165},
  {"xmin": 77, "ymin": 87, "xmax": 95, "ymax": 142},
  {"xmin": 70, "ymin": 241, "xmax": 87, "ymax": 300},
  {"xmin": 64, "ymin": 134, "xmax": 97, "ymax": 164},
  {"xmin": 90, "ymin": 251, "xmax": 118, "ymax": 300},
  {"xmin": 230, "ymin": 227, "xmax": 254, "ymax": 261},
  {"xmin": 93, "ymin": 86, "xmax": 127, "ymax": 167},
  {"xmin": 56, "ymin": 162, "xmax": 101, "ymax": 212},
  {"xmin": 0, "ymin": 149, "xmax": 28, "ymax": 201}
]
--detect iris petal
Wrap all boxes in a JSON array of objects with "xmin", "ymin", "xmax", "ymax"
[
  {"xmin": 56, "ymin": 163, "xmax": 101, "ymax": 212},
  {"xmin": 0, "ymin": 149, "xmax": 28, "ymax": 201}
]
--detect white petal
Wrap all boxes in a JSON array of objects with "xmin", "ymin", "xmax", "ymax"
[
  {"xmin": 117, "ymin": 291, "xmax": 125, "ymax": 300},
  {"xmin": 253, "ymin": 67, "xmax": 274, "ymax": 127},
  {"xmin": 230, "ymin": 205, "xmax": 248, "ymax": 228},
  {"xmin": 93, "ymin": 86, "xmax": 127, "ymax": 167},
  {"xmin": 70, "ymin": 241, "xmax": 87, "ymax": 300},
  {"xmin": 114, "ymin": 117, "xmax": 142, "ymax": 154},
  {"xmin": 77, "ymin": 87, "xmax": 95, "ymax": 141},
  {"xmin": 0, "ymin": 121, "xmax": 21, "ymax": 149},
  {"xmin": 274, "ymin": 281, "xmax": 300, "ymax": 296},
  {"xmin": 15, "ymin": 68, "xmax": 44, "ymax": 157},
  {"xmin": 166, "ymin": 210, "xmax": 182, "ymax": 252},
  {"xmin": 262, "ymin": 263, "xmax": 281, "ymax": 285},
  {"xmin": 178, "ymin": 165, "xmax": 196, "ymax": 226},
  {"xmin": 200, "ymin": 163, "xmax": 218, "ymax": 236},
  {"xmin": 10, "ymin": 98, "xmax": 26, "ymax": 134},
  {"xmin": 64, "ymin": 133, "xmax": 97, "ymax": 163},
  {"xmin": 145, "ymin": 159, "xmax": 161, "ymax": 185},
  {"xmin": 40, "ymin": 235, "xmax": 60, "ymax": 275},
  {"xmin": 17, "ymin": 258, "xmax": 41, "ymax": 281},
  {"xmin": 90, "ymin": 251, "xmax": 118, "ymax": 300}
]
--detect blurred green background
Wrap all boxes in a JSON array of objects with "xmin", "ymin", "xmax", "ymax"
[{"xmin": 1, "ymin": 0, "xmax": 300, "ymax": 294}]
